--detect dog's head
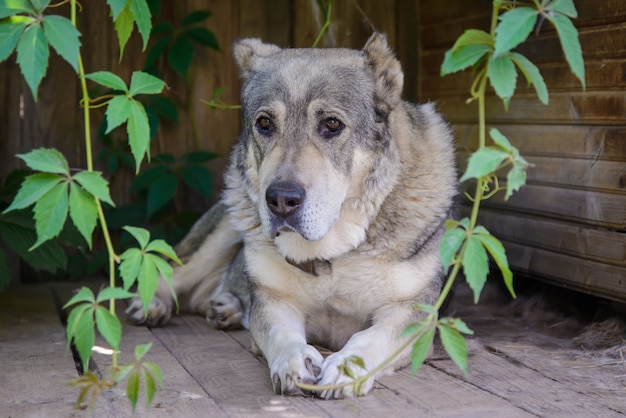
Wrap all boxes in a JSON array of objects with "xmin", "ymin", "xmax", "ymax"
[{"xmin": 231, "ymin": 33, "xmax": 403, "ymax": 261}]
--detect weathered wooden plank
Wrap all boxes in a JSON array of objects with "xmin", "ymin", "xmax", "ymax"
[
  {"xmin": 0, "ymin": 285, "xmax": 79, "ymax": 417},
  {"xmin": 474, "ymin": 183, "xmax": 626, "ymax": 230},
  {"xmin": 503, "ymin": 241, "xmax": 626, "ymax": 302},
  {"xmin": 453, "ymin": 124, "xmax": 626, "ymax": 162},
  {"xmin": 430, "ymin": 344, "xmax": 623, "ymax": 417},
  {"xmin": 457, "ymin": 150, "xmax": 626, "ymax": 193},
  {"xmin": 437, "ymin": 92, "xmax": 626, "ymax": 125},
  {"xmin": 473, "ymin": 208, "xmax": 626, "ymax": 266}
]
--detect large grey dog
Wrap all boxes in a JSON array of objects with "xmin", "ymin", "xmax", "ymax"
[{"xmin": 127, "ymin": 33, "xmax": 457, "ymax": 399}]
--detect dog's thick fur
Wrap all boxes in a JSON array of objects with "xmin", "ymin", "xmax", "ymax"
[{"xmin": 127, "ymin": 33, "xmax": 457, "ymax": 399}]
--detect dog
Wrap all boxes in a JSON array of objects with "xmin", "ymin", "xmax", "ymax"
[{"xmin": 127, "ymin": 32, "xmax": 457, "ymax": 399}]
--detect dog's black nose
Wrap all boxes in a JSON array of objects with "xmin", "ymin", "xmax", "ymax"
[{"xmin": 266, "ymin": 182, "xmax": 305, "ymax": 218}]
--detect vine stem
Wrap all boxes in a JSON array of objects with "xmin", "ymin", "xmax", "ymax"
[{"xmin": 71, "ymin": 0, "xmax": 120, "ymax": 371}]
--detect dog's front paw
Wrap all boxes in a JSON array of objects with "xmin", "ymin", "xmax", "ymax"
[
  {"xmin": 207, "ymin": 292, "xmax": 245, "ymax": 330},
  {"xmin": 316, "ymin": 352, "xmax": 375, "ymax": 399},
  {"xmin": 269, "ymin": 345, "xmax": 324, "ymax": 396},
  {"xmin": 125, "ymin": 296, "xmax": 171, "ymax": 327}
]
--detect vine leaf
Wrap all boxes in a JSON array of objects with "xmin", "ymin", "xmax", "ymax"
[
  {"xmin": 0, "ymin": 2, "xmax": 35, "ymax": 19},
  {"xmin": 69, "ymin": 182, "xmax": 98, "ymax": 249},
  {"xmin": 86, "ymin": 71, "xmax": 128, "ymax": 92},
  {"xmin": 546, "ymin": 13, "xmax": 585, "ymax": 89},
  {"xmin": 493, "ymin": 7, "xmax": 537, "ymax": 56},
  {"xmin": 438, "ymin": 320, "xmax": 472, "ymax": 375},
  {"xmin": 15, "ymin": 22, "xmax": 48, "ymax": 100},
  {"xmin": 510, "ymin": 52, "xmax": 548, "ymax": 105},
  {"xmin": 462, "ymin": 235, "xmax": 489, "ymax": 303},
  {"xmin": 473, "ymin": 226, "xmax": 515, "ymax": 297},
  {"xmin": 119, "ymin": 227, "xmax": 181, "ymax": 314},
  {"xmin": 129, "ymin": 71, "xmax": 166, "ymax": 96},
  {"xmin": 116, "ymin": 343, "xmax": 164, "ymax": 413},
  {"xmin": 42, "ymin": 15, "xmax": 81, "ymax": 72},
  {"xmin": 487, "ymin": 54, "xmax": 517, "ymax": 108},
  {"xmin": 459, "ymin": 147, "xmax": 508, "ymax": 182},
  {"xmin": 0, "ymin": 16, "xmax": 32, "ymax": 61},
  {"xmin": 410, "ymin": 324, "xmax": 435, "ymax": 375}
]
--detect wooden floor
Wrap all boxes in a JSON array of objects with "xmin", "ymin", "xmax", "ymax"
[{"xmin": 1, "ymin": 281, "xmax": 624, "ymax": 418}]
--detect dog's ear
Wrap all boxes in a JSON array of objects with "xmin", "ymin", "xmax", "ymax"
[
  {"xmin": 363, "ymin": 33, "xmax": 404, "ymax": 114},
  {"xmin": 233, "ymin": 38, "xmax": 281, "ymax": 79}
]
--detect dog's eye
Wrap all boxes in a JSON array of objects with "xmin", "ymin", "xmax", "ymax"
[
  {"xmin": 256, "ymin": 117, "xmax": 274, "ymax": 135},
  {"xmin": 320, "ymin": 118, "xmax": 344, "ymax": 137}
]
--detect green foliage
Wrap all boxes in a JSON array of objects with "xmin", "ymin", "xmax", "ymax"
[
  {"xmin": 0, "ymin": 0, "xmax": 192, "ymax": 411},
  {"xmin": 144, "ymin": 9, "xmax": 219, "ymax": 77},
  {"xmin": 86, "ymin": 71, "xmax": 166, "ymax": 172},
  {"xmin": 131, "ymin": 151, "xmax": 217, "ymax": 219},
  {"xmin": 119, "ymin": 225, "xmax": 181, "ymax": 313}
]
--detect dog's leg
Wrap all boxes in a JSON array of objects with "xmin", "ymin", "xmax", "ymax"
[
  {"xmin": 316, "ymin": 302, "xmax": 428, "ymax": 399},
  {"xmin": 249, "ymin": 287, "xmax": 324, "ymax": 396},
  {"xmin": 126, "ymin": 204, "xmax": 242, "ymax": 327}
]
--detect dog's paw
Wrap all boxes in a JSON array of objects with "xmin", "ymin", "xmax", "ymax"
[
  {"xmin": 269, "ymin": 345, "xmax": 324, "ymax": 396},
  {"xmin": 316, "ymin": 352, "xmax": 375, "ymax": 399},
  {"xmin": 207, "ymin": 292, "xmax": 244, "ymax": 330},
  {"xmin": 125, "ymin": 296, "xmax": 171, "ymax": 327}
]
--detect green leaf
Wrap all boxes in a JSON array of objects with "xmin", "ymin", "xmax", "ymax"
[
  {"xmin": 506, "ymin": 160, "xmax": 527, "ymax": 201},
  {"xmin": 129, "ymin": 0, "xmax": 151, "ymax": 50},
  {"xmin": 16, "ymin": 22, "xmax": 48, "ymax": 100},
  {"xmin": 138, "ymin": 254, "xmax": 159, "ymax": 312},
  {"xmin": 182, "ymin": 10, "xmax": 211, "ymax": 26},
  {"xmin": 0, "ymin": 16, "xmax": 31, "ymax": 62},
  {"xmin": 129, "ymin": 71, "xmax": 165, "ymax": 96},
  {"xmin": 42, "ymin": 15, "xmax": 81, "ymax": 72},
  {"xmin": 181, "ymin": 165, "xmax": 212, "ymax": 199},
  {"xmin": 142, "ymin": 367, "xmax": 156, "ymax": 406},
  {"xmin": 184, "ymin": 27, "xmax": 219, "ymax": 50},
  {"xmin": 3, "ymin": 173, "xmax": 63, "ymax": 213},
  {"xmin": 0, "ymin": 1, "xmax": 35, "ymax": 19},
  {"xmin": 69, "ymin": 182, "xmax": 98, "ymax": 249},
  {"xmin": 450, "ymin": 29, "xmax": 493, "ymax": 50},
  {"xmin": 509, "ymin": 52, "xmax": 548, "ymax": 104},
  {"xmin": 134, "ymin": 342, "xmax": 152, "ymax": 361},
  {"xmin": 31, "ymin": 182, "xmax": 69, "ymax": 250},
  {"xmin": 146, "ymin": 173, "xmax": 177, "ymax": 218},
  {"xmin": 105, "ymin": 95, "xmax": 131, "ymax": 133},
  {"xmin": 549, "ymin": 0, "xmax": 578, "ymax": 18},
  {"xmin": 549, "ymin": 13, "xmax": 585, "ymax": 89},
  {"xmin": 146, "ymin": 253, "xmax": 172, "ymax": 284},
  {"xmin": 119, "ymin": 247, "xmax": 142, "ymax": 290},
  {"xmin": 439, "ymin": 317, "xmax": 474, "ymax": 335},
  {"xmin": 95, "ymin": 306, "xmax": 122, "ymax": 350},
  {"xmin": 68, "ymin": 303, "xmax": 95, "ymax": 371},
  {"xmin": 114, "ymin": 1, "xmax": 133, "ymax": 59},
  {"xmin": 438, "ymin": 324, "xmax": 469, "ymax": 375},
  {"xmin": 107, "ymin": 0, "xmax": 129, "ymax": 20},
  {"xmin": 18, "ymin": 148, "xmax": 69, "ymax": 175},
  {"xmin": 145, "ymin": 239, "xmax": 181, "ymax": 264},
  {"xmin": 85, "ymin": 71, "xmax": 128, "ymax": 92},
  {"xmin": 462, "ymin": 235, "xmax": 489, "ymax": 303},
  {"xmin": 180, "ymin": 150, "xmax": 218, "ymax": 164},
  {"xmin": 489, "ymin": 127, "xmax": 512, "ymax": 151},
  {"xmin": 167, "ymin": 35, "xmax": 193, "ymax": 76},
  {"xmin": 127, "ymin": 100, "xmax": 151, "ymax": 172},
  {"xmin": 130, "ymin": 165, "xmax": 169, "ymax": 192},
  {"xmin": 96, "ymin": 286, "xmax": 137, "ymax": 302},
  {"xmin": 473, "ymin": 226, "xmax": 515, "ymax": 297},
  {"xmin": 494, "ymin": 7, "xmax": 537, "ymax": 56},
  {"xmin": 126, "ymin": 369, "xmax": 140, "ymax": 413},
  {"xmin": 123, "ymin": 225, "xmax": 150, "ymax": 248},
  {"xmin": 410, "ymin": 326, "xmax": 435, "ymax": 375},
  {"xmin": 0, "ymin": 210, "xmax": 67, "ymax": 273},
  {"xmin": 401, "ymin": 318, "xmax": 429, "ymax": 338},
  {"xmin": 441, "ymin": 44, "xmax": 491, "ymax": 76},
  {"xmin": 439, "ymin": 225, "xmax": 466, "ymax": 269},
  {"xmin": 29, "ymin": 0, "xmax": 50, "ymax": 13},
  {"xmin": 63, "ymin": 286, "xmax": 96, "ymax": 309},
  {"xmin": 73, "ymin": 171, "xmax": 115, "ymax": 207},
  {"xmin": 487, "ymin": 54, "xmax": 517, "ymax": 106},
  {"xmin": 143, "ymin": 361, "xmax": 164, "ymax": 388},
  {"xmin": 459, "ymin": 147, "xmax": 508, "ymax": 182}
]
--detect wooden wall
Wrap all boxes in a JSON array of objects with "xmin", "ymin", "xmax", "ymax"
[
  {"xmin": 419, "ymin": 0, "xmax": 626, "ymax": 302},
  {"xmin": 1, "ymin": 0, "xmax": 624, "ymax": 302}
]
